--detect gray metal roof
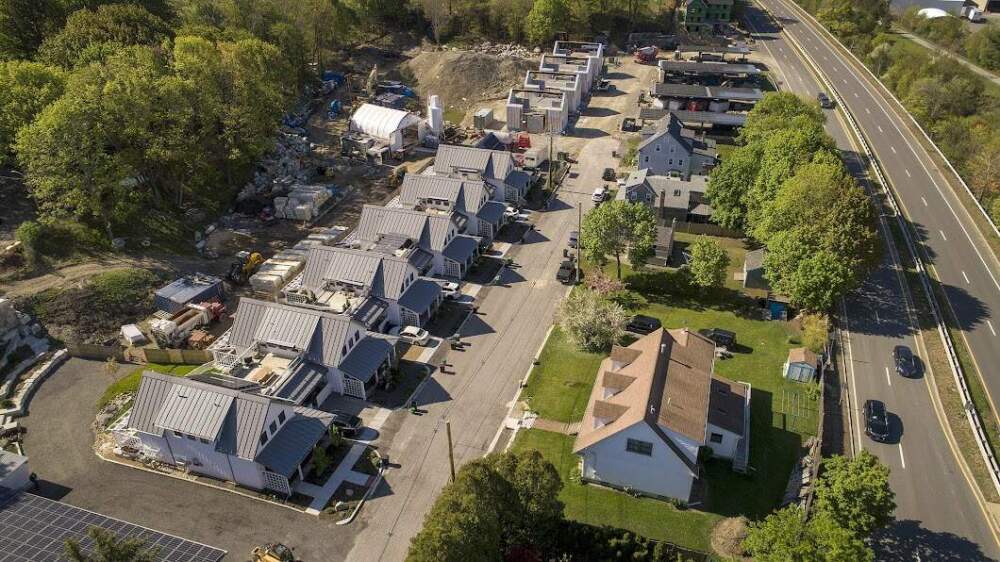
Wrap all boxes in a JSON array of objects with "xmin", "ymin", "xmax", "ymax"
[
  {"xmin": 506, "ymin": 170, "xmax": 531, "ymax": 193},
  {"xmin": 254, "ymin": 407, "xmax": 332, "ymax": 478},
  {"xmin": 638, "ymin": 114, "xmax": 690, "ymax": 152},
  {"xmin": 155, "ymin": 387, "xmax": 234, "ymax": 441},
  {"xmin": 273, "ymin": 362, "xmax": 325, "ymax": 405},
  {"xmin": 640, "ymin": 108, "xmax": 749, "ymax": 127},
  {"xmin": 398, "ymin": 278, "xmax": 441, "ymax": 314},
  {"xmin": 355, "ymin": 205, "xmax": 456, "ymax": 252},
  {"xmin": 652, "ymin": 83, "xmax": 762, "ymax": 102},
  {"xmin": 229, "ymin": 298, "xmax": 358, "ymax": 369},
  {"xmin": 676, "ymin": 43, "xmax": 749, "ymax": 55},
  {"xmin": 399, "ymin": 174, "xmax": 491, "ymax": 217},
  {"xmin": 434, "ymin": 144, "xmax": 516, "ymax": 184},
  {"xmin": 340, "ymin": 337, "xmax": 394, "ymax": 383},
  {"xmin": 303, "ymin": 245, "xmax": 416, "ymax": 301},
  {"xmin": 442, "ymin": 235, "xmax": 479, "ymax": 263},
  {"xmin": 0, "ymin": 450, "xmax": 27, "ymax": 481},
  {"xmin": 658, "ymin": 60, "xmax": 760, "ymax": 75},
  {"xmin": 477, "ymin": 200, "xmax": 507, "ymax": 225},
  {"xmin": 128, "ymin": 371, "xmax": 272, "ymax": 460}
]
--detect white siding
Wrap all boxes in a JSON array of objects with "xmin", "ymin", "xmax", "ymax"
[
  {"xmin": 638, "ymin": 135, "xmax": 692, "ymax": 178},
  {"xmin": 161, "ymin": 432, "xmax": 234, "ymax": 482},
  {"xmin": 578, "ymin": 421, "xmax": 696, "ymax": 501},
  {"xmin": 663, "ymin": 425, "xmax": 702, "ymax": 464},
  {"xmin": 706, "ymin": 423, "xmax": 741, "ymax": 460}
]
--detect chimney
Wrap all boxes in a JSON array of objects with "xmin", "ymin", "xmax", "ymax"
[{"xmin": 659, "ymin": 189, "xmax": 665, "ymax": 219}]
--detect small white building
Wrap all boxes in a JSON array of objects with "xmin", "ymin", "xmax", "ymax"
[
  {"xmin": 574, "ymin": 328, "xmax": 750, "ymax": 501},
  {"xmin": 784, "ymin": 347, "xmax": 818, "ymax": 383},
  {"xmin": 349, "ymin": 103, "xmax": 426, "ymax": 153}
]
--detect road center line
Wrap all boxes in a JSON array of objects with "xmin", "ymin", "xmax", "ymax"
[
  {"xmin": 988, "ymin": 320, "xmax": 997, "ymax": 337},
  {"xmin": 877, "ymin": 125, "xmax": 883, "ymax": 133},
  {"xmin": 885, "ymin": 366, "xmax": 892, "ymax": 386},
  {"xmin": 963, "ymin": 271, "xmax": 971, "ymax": 284},
  {"xmin": 940, "ymin": 230, "xmax": 948, "ymax": 241},
  {"xmin": 921, "ymin": 196, "xmax": 928, "ymax": 206},
  {"xmin": 905, "ymin": 169, "xmax": 911, "ymax": 177},
  {"xmin": 853, "ymin": 92, "xmax": 859, "ymax": 98},
  {"xmin": 865, "ymin": 107, "xmax": 871, "ymax": 114},
  {"xmin": 898, "ymin": 443, "xmax": 906, "ymax": 469},
  {"xmin": 891, "ymin": 146, "xmax": 897, "ymax": 154}
]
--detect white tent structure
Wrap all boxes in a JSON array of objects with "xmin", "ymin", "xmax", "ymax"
[
  {"xmin": 349, "ymin": 103, "xmax": 427, "ymax": 152},
  {"xmin": 917, "ymin": 7, "xmax": 950, "ymax": 17}
]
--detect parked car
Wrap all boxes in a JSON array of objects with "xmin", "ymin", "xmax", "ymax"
[
  {"xmin": 863, "ymin": 399, "xmax": 891, "ymax": 442},
  {"xmin": 596, "ymin": 79, "xmax": 615, "ymax": 92},
  {"xmin": 592, "ymin": 186, "xmax": 609, "ymax": 203},
  {"xmin": 893, "ymin": 345, "xmax": 918, "ymax": 378},
  {"xmin": 390, "ymin": 325, "xmax": 431, "ymax": 346},
  {"xmin": 626, "ymin": 315, "xmax": 662, "ymax": 335},
  {"xmin": 568, "ymin": 230, "xmax": 579, "ymax": 248},
  {"xmin": 699, "ymin": 328, "xmax": 736, "ymax": 349},
  {"xmin": 556, "ymin": 260, "xmax": 577, "ymax": 284},
  {"xmin": 329, "ymin": 410, "xmax": 362, "ymax": 437},
  {"xmin": 817, "ymin": 92, "xmax": 834, "ymax": 109},
  {"xmin": 435, "ymin": 280, "xmax": 462, "ymax": 300},
  {"xmin": 602, "ymin": 167, "xmax": 617, "ymax": 181}
]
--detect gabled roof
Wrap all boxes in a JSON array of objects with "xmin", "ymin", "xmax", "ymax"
[
  {"xmin": 708, "ymin": 377, "xmax": 747, "ymax": 436},
  {"xmin": 302, "ymin": 245, "xmax": 416, "ymax": 301},
  {"xmin": 787, "ymin": 347, "xmax": 818, "ymax": 366},
  {"xmin": 442, "ymin": 235, "xmax": 480, "ymax": 263},
  {"xmin": 398, "ymin": 174, "xmax": 491, "ymax": 216},
  {"xmin": 744, "ymin": 248, "xmax": 765, "ymax": 271},
  {"xmin": 228, "ymin": 298, "xmax": 358, "ymax": 369},
  {"xmin": 355, "ymin": 205, "xmax": 456, "ymax": 253},
  {"xmin": 574, "ymin": 328, "xmax": 724, "ymax": 470},
  {"xmin": 434, "ymin": 144, "xmax": 516, "ymax": 183},
  {"xmin": 638, "ymin": 114, "xmax": 691, "ymax": 152},
  {"xmin": 128, "ymin": 371, "xmax": 272, "ymax": 460},
  {"xmin": 339, "ymin": 336, "xmax": 395, "ymax": 383},
  {"xmin": 254, "ymin": 407, "xmax": 333, "ymax": 477},
  {"xmin": 397, "ymin": 278, "xmax": 441, "ymax": 314}
]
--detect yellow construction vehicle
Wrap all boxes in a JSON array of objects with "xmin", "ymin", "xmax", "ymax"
[
  {"xmin": 228, "ymin": 250, "xmax": 264, "ymax": 285},
  {"xmin": 250, "ymin": 543, "xmax": 296, "ymax": 562}
]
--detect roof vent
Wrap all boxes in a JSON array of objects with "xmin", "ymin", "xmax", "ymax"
[{"xmin": 660, "ymin": 343, "xmax": 667, "ymax": 354}]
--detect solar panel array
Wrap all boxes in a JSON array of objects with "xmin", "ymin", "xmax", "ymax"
[{"xmin": 0, "ymin": 491, "xmax": 226, "ymax": 562}]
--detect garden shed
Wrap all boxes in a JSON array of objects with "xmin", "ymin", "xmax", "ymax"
[
  {"xmin": 783, "ymin": 347, "xmax": 818, "ymax": 383},
  {"xmin": 154, "ymin": 274, "xmax": 224, "ymax": 314}
]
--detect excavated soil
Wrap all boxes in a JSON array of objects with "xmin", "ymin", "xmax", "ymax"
[{"xmin": 403, "ymin": 50, "xmax": 537, "ymax": 113}]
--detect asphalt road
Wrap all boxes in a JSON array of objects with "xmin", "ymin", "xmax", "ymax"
[
  {"xmin": 745, "ymin": 5, "xmax": 1000, "ymax": 559},
  {"xmin": 760, "ymin": 0, "xmax": 1000, "ymax": 455}
]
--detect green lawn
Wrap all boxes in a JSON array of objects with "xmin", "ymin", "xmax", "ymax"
[
  {"xmin": 512, "ymin": 429, "xmax": 721, "ymax": 552},
  {"xmin": 515, "ymin": 240, "xmax": 820, "ymax": 544},
  {"xmin": 520, "ymin": 327, "xmax": 606, "ymax": 423},
  {"xmin": 98, "ymin": 362, "xmax": 197, "ymax": 410}
]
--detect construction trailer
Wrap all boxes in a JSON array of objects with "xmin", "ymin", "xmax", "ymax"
[
  {"xmin": 506, "ymin": 88, "xmax": 569, "ymax": 134},
  {"xmin": 524, "ymin": 70, "xmax": 583, "ymax": 112},
  {"xmin": 657, "ymin": 60, "xmax": 760, "ymax": 84}
]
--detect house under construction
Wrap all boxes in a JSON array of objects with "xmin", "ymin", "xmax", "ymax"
[{"xmin": 506, "ymin": 88, "xmax": 569, "ymax": 134}]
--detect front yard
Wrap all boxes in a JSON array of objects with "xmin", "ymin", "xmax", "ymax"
[
  {"xmin": 98, "ymin": 362, "xmax": 197, "ymax": 409},
  {"xmin": 513, "ymin": 235, "xmax": 820, "ymax": 549}
]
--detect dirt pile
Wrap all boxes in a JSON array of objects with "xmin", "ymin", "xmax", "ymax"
[{"xmin": 404, "ymin": 49, "xmax": 537, "ymax": 112}]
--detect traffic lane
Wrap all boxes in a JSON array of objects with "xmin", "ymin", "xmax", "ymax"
[{"xmin": 762, "ymin": 0, "xmax": 1000, "ymax": 418}]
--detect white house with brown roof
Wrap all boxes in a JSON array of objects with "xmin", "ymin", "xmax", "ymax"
[{"xmin": 573, "ymin": 328, "xmax": 750, "ymax": 501}]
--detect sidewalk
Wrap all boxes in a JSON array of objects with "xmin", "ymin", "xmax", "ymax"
[{"xmin": 895, "ymin": 30, "xmax": 1000, "ymax": 88}]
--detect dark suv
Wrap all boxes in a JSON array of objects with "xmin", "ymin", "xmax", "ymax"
[
  {"xmin": 627, "ymin": 315, "xmax": 662, "ymax": 335},
  {"xmin": 817, "ymin": 92, "xmax": 834, "ymax": 109},
  {"xmin": 330, "ymin": 411, "xmax": 363, "ymax": 437},
  {"xmin": 556, "ymin": 260, "xmax": 577, "ymax": 284},
  {"xmin": 893, "ymin": 345, "xmax": 918, "ymax": 378},
  {"xmin": 699, "ymin": 328, "xmax": 736, "ymax": 349},
  {"xmin": 863, "ymin": 399, "xmax": 890, "ymax": 443}
]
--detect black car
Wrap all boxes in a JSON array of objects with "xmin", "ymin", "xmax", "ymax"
[
  {"xmin": 817, "ymin": 92, "xmax": 834, "ymax": 109},
  {"xmin": 330, "ymin": 410, "xmax": 363, "ymax": 437},
  {"xmin": 602, "ymin": 167, "xmax": 617, "ymax": 181},
  {"xmin": 627, "ymin": 315, "xmax": 662, "ymax": 335},
  {"xmin": 556, "ymin": 260, "xmax": 577, "ymax": 284},
  {"xmin": 699, "ymin": 328, "xmax": 736, "ymax": 349},
  {"xmin": 863, "ymin": 399, "xmax": 890, "ymax": 443},
  {"xmin": 893, "ymin": 345, "xmax": 918, "ymax": 378}
]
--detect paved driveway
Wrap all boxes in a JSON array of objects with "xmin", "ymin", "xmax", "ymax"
[{"xmin": 21, "ymin": 358, "xmax": 357, "ymax": 561}]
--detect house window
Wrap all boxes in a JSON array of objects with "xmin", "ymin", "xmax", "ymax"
[
  {"xmin": 259, "ymin": 432, "xmax": 268, "ymax": 446},
  {"xmin": 625, "ymin": 438, "xmax": 653, "ymax": 456},
  {"xmin": 669, "ymin": 159, "xmax": 673, "ymax": 165},
  {"xmin": 673, "ymin": 189, "xmax": 681, "ymax": 197},
  {"xmin": 678, "ymin": 159, "xmax": 683, "ymax": 166},
  {"xmin": 278, "ymin": 411, "xmax": 286, "ymax": 424},
  {"xmin": 269, "ymin": 420, "xmax": 278, "ymax": 434},
  {"xmin": 186, "ymin": 434, "xmax": 195, "ymax": 440},
  {"xmin": 199, "ymin": 438, "xmax": 209, "ymax": 444},
  {"xmin": 655, "ymin": 145, "xmax": 661, "ymax": 152},
  {"xmin": 644, "ymin": 156, "xmax": 649, "ymax": 163},
  {"xmin": 173, "ymin": 431, "xmax": 182, "ymax": 438},
  {"xmin": 710, "ymin": 432, "xmax": 724, "ymax": 444}
]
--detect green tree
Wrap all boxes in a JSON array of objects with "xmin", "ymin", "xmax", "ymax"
[
  {"xmin": 705, "ymin": 143, "xmax": 762, "ymax": 230},
  {"xmin": 966, "ymin": 24, "xmax": 1000, "ymax": 73},
  {"xmin": 524, "ymin": 0, "xmax": 568, "ymax": 45},
  {"xmin": 743, "ymin": 506, "xmax": 873, "ymax": 562},
  {"xmin": 311, "ymin": 443, "xmax": 332, "ymax": 476},
  {"xmin": 801, "ymin": 313, "xmax": 830, "ymax": 353},
  {"xmin": 65, "ymin": 526, "xmax": 159, "ymax": 562},
  {"xmin": 0, "ymin": 0, "xmax": 64, "ymax": 60},
  {"xmin": 556, "ymin": 289, "xmax": 629, "ymax": 352},
  {"xmin": 968, "ymin": 137, "xmax": 1000, "ymax": 200},
  {"xmin": 484, "ymin": 449, "xmax": 564, "ymax": 549},
  {"xmin": 739, "ymin": 91, "xmax": 825, "ymax": 146},
  {"xmin": 688, "ymin": 237, "xmax": 730, "ymax": 288},
  {"xmin": 581, "ymin": 200, "xmax": 656, "ymax": 279},
  {"xmin": 0, "ymin": 61, "xmax": 65, "ymax": 165},
  {"xmin": 328, "ymin": 425, "xmax": 344, "ymax": 448},
  {"xmin": 814, "ymin": 451, "xmax": 896, "ymax": 536},
  {"xmin": 37, "ymin": 4, "xmax": 173, "ymax": 68}
]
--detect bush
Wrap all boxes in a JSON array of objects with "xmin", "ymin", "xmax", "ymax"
[
  {"xmin": 89, "ymin": 269, "xmax": 158, "ymax": 309},
  {"xmin": 14, "ymin": 219, "xmax": 108, "ymax": 266},
  {"xmin": 556, "ymin": 290, "xmax": 629, "ymax": 352}
]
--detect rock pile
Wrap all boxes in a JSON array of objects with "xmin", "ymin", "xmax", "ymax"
[{"xmin": 471, "ymin": 42, "xmax": 533, "ymax": 59}]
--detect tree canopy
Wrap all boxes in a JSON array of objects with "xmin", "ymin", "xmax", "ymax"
[
  {"xmin": 688, "ymin": 237, "xmax": 730, "ymax": 288},
  {"xmin": 0, "ymin": 60, "xmax": 65, "ymax": 165},
  {"xmin": 557, "ymin": 289, "xmax": 629, "ymax": 352},
  {"xmin": 814, "ymin": 451, "xmax": 896, "ymax": 536},
  {"xmin": 65, "ymin": 526, "xmax": 159, "ymax": 562},
  {"xmin": 581, "ymin": 200, "xmax": 657, "ymax": 279},
  {"xmin": 743, "ymin": 506, "xmax": 873, "ymax": 562}
]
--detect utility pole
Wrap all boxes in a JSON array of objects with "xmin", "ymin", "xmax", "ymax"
[
  {"xmin": 547, "ymin": 130, "xmax": 555, "ymax": 195},
  {"xmin": 446, "ymin": 421, "xmax": 456, "ymax": 482}
]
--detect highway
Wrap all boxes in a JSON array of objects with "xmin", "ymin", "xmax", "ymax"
[
  {"xmin": 759, "ymin": 0, "xmax": 1000, "ymax": 451},
  {"xmin": 745, "ymin": 5, "xmax": 1000, "ymax": 559}
]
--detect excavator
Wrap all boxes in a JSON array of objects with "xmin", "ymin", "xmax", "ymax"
[
  {"xmin": 228, "ymin": 250, "xmax": 264, "ymax": 286},
  {"xmin": 250, "ymin": 543, "xmax": 296, "ymax": 562}
]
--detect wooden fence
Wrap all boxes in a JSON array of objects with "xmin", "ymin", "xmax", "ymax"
[{"xmin": 65, "ymin": 344, "xmax": 210, "ymax": 365}]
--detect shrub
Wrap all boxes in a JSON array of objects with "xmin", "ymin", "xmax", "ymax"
[{"xmin": 556, "ymin": 290, "xmax": 629, "ymax": 352}]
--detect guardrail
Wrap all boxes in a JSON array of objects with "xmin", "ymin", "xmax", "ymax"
[
  {"xmin": 775, "ymin": 0, "xmax": 1000, "ymax": 243},
  {"xmin": 759, "ymin": 1, "xmax": 1000, "ymax": 495}
]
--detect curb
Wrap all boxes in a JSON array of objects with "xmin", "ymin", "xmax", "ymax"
[{"xmin": 336, "ymin": 448, "xmax": 384, "ymax": 525}]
